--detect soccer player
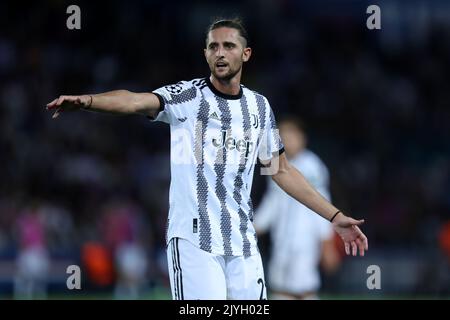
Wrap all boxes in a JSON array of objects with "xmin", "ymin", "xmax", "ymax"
[
  {"xmin": 46, "ymin": 18, "xmax": 368, "ymax": 300},
  {"xmin": 254, "ymin": 116, "xmax": 341, "ymax": 299}
]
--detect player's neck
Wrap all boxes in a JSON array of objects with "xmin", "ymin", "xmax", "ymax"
[{"xmin": 209, "ymin": 75, "xmax": 241, "ymax": 96}]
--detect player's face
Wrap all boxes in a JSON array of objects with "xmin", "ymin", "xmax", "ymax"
[
  {"xmin": 204, "ymin": 27, "xmax": 251, "ymax": 81},
  {"xmin": 280, "ymin": 122, "xmax": 306, "ymax": 159}
]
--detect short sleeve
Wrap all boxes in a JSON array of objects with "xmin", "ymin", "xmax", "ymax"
[
  {"xmin": 151, "ymin": 81, "xmax": 197, "ymax": 124},
  {"xmin": 258, "ymin": 102, "xmax": 285, "ymax": 162}
]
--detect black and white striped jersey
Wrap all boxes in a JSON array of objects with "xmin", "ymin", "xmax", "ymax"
[{"xmin": 152, "ymin": 77, "xmax": 284, "ymax": 257}]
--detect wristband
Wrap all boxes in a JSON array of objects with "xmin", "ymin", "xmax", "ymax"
[{"xmin": 330, "ymin": 210, "xmax": 341, "ymax": 222}]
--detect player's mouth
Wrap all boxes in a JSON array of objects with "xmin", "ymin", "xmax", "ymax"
[{"xmin": 215, "ymin": 61, "xmax": 228, "ymax": 70}]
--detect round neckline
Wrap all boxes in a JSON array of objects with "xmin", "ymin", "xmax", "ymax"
[{"xmin": 205, "ymin": 77, "xmax": 243, "ymax": 100}]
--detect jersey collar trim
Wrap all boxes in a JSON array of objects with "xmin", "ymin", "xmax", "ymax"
[{"xmin": 205, "ymin": 77, "xmax": 243, "ymax": 100}]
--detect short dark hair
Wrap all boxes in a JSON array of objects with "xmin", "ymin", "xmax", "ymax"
[{"xmin": 205, "ymin": 18, "xmax": 249, "ymax": 47}]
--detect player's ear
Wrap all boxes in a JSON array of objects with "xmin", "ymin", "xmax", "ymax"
[{"xmin": 242, "ymin": 47, "xmax": 252, "ymax": 62}]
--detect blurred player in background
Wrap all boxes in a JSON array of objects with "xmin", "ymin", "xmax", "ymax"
[
  {"xmin": 99, "ymin": 201, "xmax": 150, "ymax": 299},
  {"xmin": 254, "ymin": 116, "xmax": 341, "ymax": 299},
  {"xmin": 14, "ymin": 203, "xmax": 50, "ymax": 299},
  {"xmin": 46, "ymin": 18, "xmax": 367, "ymax": 300}
]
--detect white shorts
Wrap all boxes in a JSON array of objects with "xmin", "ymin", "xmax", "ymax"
[{"xmin": 167, "ymin": 237, "xmax": 267, "ymax": 300}]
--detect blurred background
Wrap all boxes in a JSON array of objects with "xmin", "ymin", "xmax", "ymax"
[{"xmin": 0, "ymin": 0, "xmax": 449, "ymax": 299}]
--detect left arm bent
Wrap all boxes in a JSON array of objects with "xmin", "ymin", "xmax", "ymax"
[{"xmin": 270, "ymin": 153, "xmax": 368, "ymax": 256}]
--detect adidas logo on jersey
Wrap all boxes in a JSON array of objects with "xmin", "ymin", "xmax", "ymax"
[{"xmin": 210, "ymin": 112, "xmax": 220, "ymax": 121}]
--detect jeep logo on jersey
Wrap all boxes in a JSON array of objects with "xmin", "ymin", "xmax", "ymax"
[{"xmin": 212, "ymin": 130, "xmax": 253, "ymax": 158}]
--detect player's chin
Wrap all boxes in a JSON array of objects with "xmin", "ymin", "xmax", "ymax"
[
  {"xmin": 213, "ymin": 69, "xmax": 236, "ymax": 81},
  {"xmin": 213, "ymin": 69, "xmax": 229, "ymax": 78}
]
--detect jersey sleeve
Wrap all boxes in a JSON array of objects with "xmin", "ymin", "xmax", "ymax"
[
  {"xmin": 150, "ymin": 81, "xmax": 197, "ymax": 125},
  {"xmin": 258, "ymin": 101, "xmax": 285, "ymax": 162}
]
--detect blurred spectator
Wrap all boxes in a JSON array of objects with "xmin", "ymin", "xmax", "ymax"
[
  {"xmin": 99, "ymin": 201, "xmax": 151, "ymax": 299},
  {"xmin": 13, "ymin": 203, "xmax": 50, "ymax": 299},
  {"xmin": 438, "ymin": 221, "xmax": 450, "ymax": 295},
  {"xmin": 439, "ymin": 222, "xmax": 450, "ymax": 261},
  {"xmin": 81, "ymin": 241, "xmax": 114, "ymax": 288}
]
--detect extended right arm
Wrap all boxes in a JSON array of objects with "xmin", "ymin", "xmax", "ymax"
[{"xmin": 46, "ymin": 90, "xmax": 161, "ymax": 119}]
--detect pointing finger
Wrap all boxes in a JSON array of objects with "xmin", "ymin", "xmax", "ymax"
[
  {"xmin": 46, "ymin": 98, "xmax": 58, "ymax": 109},
  {"xmin": 56, "ymin": 96, "xmax": 65, "ymax": 106}
]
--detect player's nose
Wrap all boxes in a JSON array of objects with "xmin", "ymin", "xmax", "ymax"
[{"xmin": 216, "ymin": 45, "xmax": 224, "ymax": 58}]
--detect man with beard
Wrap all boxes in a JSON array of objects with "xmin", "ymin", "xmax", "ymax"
[{"xmin": 47, "ymin": 18, "xmax": 368, "ymax": 300}]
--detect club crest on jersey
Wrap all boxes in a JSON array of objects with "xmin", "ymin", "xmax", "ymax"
[
  {"xmin": 212, "ymin": 130, "xmax": 253, "ymax": 158},
  {"xmin": 251, "ymin": 114, "xmax": 259, "ymax": 129}
]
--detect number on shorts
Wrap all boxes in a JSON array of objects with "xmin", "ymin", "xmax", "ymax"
[{"xmin": 257, "ymin": 278, "xmax": 266, "ymax": 300}]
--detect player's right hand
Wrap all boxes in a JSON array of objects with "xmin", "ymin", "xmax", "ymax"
[{"xmin": 46, "ymin": 95, "xmax": 91, "ymax": 119}]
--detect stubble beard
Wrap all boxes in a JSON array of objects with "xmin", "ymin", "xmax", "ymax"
[{"xmin": 211, "ymin": 64, "xmax": 242, "ymax": 82}]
